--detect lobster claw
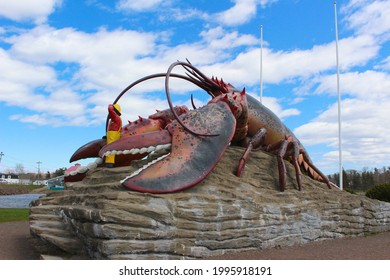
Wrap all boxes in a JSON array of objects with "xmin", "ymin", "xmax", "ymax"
[
  {"xmin": 98, "ymin": 129, "xmax": 172, "ymax": 159},
  {"xmin": 121, "ymin": 102, "xmax": 236, "ymax": 193},
  {"xmin": 70, "ymin": 138, "xmax": 106, "ymax": 162}
]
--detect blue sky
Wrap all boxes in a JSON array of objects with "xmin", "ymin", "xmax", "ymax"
[{"xmin": 0, "ymin": 0, "xmax": 389, "ymax": 176}]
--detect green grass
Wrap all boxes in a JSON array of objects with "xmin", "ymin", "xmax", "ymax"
[{"xmin": 0, "ymin": 208, "xmax": 30, "ymax": 223}]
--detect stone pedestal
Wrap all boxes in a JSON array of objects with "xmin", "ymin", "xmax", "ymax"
[{"xmin": 30, "ymin": 147, "xmax": 390, "ymax": 259}]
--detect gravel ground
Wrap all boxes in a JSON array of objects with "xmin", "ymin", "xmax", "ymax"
[
  {"xmin": 0, "ymin": 221, "xmax": 41, "ymax": 260},
  {"xmin": 208, "ymin": 231, "xmax": 390, "ymax": 260},
  {"xmin": 0, "ymin": 221, "xmax": 389, "ymax": 260}
]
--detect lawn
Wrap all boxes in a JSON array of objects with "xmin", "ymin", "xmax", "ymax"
[
  {"xmin": 0, "ymin": 208, "xmax": 30, "ymax": 223},
  {"xmin": 0, "ymin": 184, "xmax": 45, "ymax": 223}
]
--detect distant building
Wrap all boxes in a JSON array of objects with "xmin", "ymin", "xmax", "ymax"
[
  {"xmin": 18, "ymin": 173, "xmax": 33, "ymax": 185},
  {"xmin": 33, "ymin": 180, "xmax": 47, "ymax": 186},
  {"xmin": 65, "ymin": 164, "xmax": 81, "ymax": 175},
  {"xmin": 0, "ymin": 173, "xmax": 19, "ymax": 184},
  {"xmin": 47, "ymin": 176, "xmax": 64, "ymax": 190}
]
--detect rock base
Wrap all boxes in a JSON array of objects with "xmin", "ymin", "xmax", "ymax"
[{"xmin": 29, "ymin": 147, "xmax": 390, "ymax": 259}]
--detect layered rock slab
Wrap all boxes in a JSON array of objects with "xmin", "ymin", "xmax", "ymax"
[{"xmin": 29, "ymin": 147, "xmax": 390, "ymax": 259}]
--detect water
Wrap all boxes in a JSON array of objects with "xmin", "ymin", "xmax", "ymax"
[{"xmin": 0, "ymin": 194, "xmax": 45, "ymax": 208}]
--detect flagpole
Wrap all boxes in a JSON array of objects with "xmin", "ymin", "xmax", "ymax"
[
  {"xmin": 334, "ymin": 1, "xmax": 343, "ymax": 191},
  {"xmin": 260, "ymin": 24, "xmax": 263, "ymax": 103}
]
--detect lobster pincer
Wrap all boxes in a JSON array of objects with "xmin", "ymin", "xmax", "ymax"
[
  {"xmin": 66, "ymin": 106, "xmax": 189, "ymax": 182},
  {"xmin": 99, "ymin": 99, "xmax": 238, "ymax": 193}
]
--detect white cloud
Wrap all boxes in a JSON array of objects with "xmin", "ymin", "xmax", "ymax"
[
  {"xmin": 216, "ymin": 0, "xmax": 278, "ymax": 26},
  {"xmin": 116, "ymin": 0, "xmax": 164, "ymax": 12},
  {"xmin": 5, "ymin": 24, "xmax": 261, "ymax": 92},
  {"xmin": 0, "ymin": 0, "xmax": 386, "ymax": 146},
  {"xmin": 200, "ymin": 27, "xmax": 258, "ymax": 49},
  {"xmin": 266, "ymin": 35, "xmax": 379, "ymax": 79},
  {"xmin": 261, "ymin": 96, "xmax": 300, "ymax": 120},
  {"xmin": 377, "ymin": 55, "xmax": 390, "ymax": 70},
  {"xmin": 166, "ymin": 8, "xmax": 210, "ymax": 22},
  {"xmin": 86, "ymin": 90, "xmax": 172, "ymax": 126},
  {"xmin": 6, "ymin": 25, "xmax": 159, "ymax": 90},
  {"xmin": 314, "ymin": 71, "xmax": 390, "ymax": 99},
  {"xmin": 0, "ymin": 49, "xmax": 55, "ymax": 87},
  {"xmin": 282, "ymin": 0, "xmax": 390, "ymax": 173},
  {"xmin": 342, "ymin": 0, "xmax": 390, "ymax": 39},
  {"xmin": 0, "ymin": 0, "xmax": 61, "ymax": 24},
  {"xmin": 216, "ymin": 0, "xmax": 258, "ymax": 26},
  {"xmin": 195, "ymin": 32, "xmax": 379, "ymax": 89},
  {"xmin": 0, "ymin": 24, "xmax": 258, "ymax": 126},
  {"xmin": 0, "ymin": 48, "xmax": 87, "ymax": 126},
  {"xmin": 6, "ymin": 25, "xmax": 157, "ymax": 64},
  {"xmin": 294, "ymin": 97, "xmax": 390, "ymax": 172}
]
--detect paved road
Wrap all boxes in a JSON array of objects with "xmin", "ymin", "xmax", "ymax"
[
  {"xmin": 209, "ymin": 231, "xmax": 390, "ymax": 260},
  {"xmin": 0, "ymin": 221, "xmax": 41, "ymax": 260},
  {"xmin": 1, "ymin": 221, "xmax": 389, "ymax": 260}
]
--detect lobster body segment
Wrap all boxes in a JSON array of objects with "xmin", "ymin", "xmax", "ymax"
[{"xmin": 246, "ymin": 95, "xmax": 292, "ymax": 144}]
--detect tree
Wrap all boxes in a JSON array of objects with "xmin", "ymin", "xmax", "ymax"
[
  {"xmin": 46, "ymin": 171, "xmax": 51, "ymax": 179},
  {"xmin": 5, "ymin": 168, "xmax": 14, "ymax": 174},
  {"xmin": 15, "ymin": 163, "xmax": 25, "ymax": 174},
  {"xmin": 53, "ymin": 167, "xmax": 66, "ymax": 177},
  {"xmin": 349, "ymin": 170, "xmax": 361, "ymax": 190},
  {"xmin": 362, "ymin": 170, "xmax": 374, "ymax": 189},
  {"xmin": 342, "ymin": 169, "xmax": 349, "ymax": 189},
  {"xmin": 328, "ymin": 166, "xmax": 390, "ymax": 191}
]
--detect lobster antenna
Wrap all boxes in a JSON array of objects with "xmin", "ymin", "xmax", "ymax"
[
  {"xmin": 182, "ymin": 59, "xmax": 223, "ymax": 97},
  {"xmin": 106, "ymin": 72, "xmax": 212, "ymax": 132},
  {"xmin": 165, "ymin": 61, "xmax": 219, "ymax": 137},
  {"xmin": 185, "ymin": 73, "xmax": 217, "ymax": 98},
  {"xmin": 190, "ymin": 94, "xmax": 197, "ymax": 109}
]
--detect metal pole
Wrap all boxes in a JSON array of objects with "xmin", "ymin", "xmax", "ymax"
[
  {"xmin": 334, "ymin": 1, "xmax": 343, "ymax": 191},
  {"xmin": 0, "ymin": 152, "xmax": 3, "ymax": 173},
  {"xmin": 260, "ymin": 25, "xmax": 263, "ymax": 103},
  {"xmin": 37, "ymin": 161, "xmax": 42, "ymax": 180}
]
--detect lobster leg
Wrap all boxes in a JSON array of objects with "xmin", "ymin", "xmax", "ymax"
[
  {"xmin": 237, "ymin": 128, "xmax": 301, "ymax": 192},
  {"xmin": 236, "ymin": 128, "xmax": 267, "ymax": 177},
  {"xmin": 237, "ymin": 128, "xmax": 306, "ymax": 191},
  {"xmin": 266, "ymin": 137, "xmax": 291, "ymax": 192},
  {"xmin": 290, "ymin": 140, "xmax": 302, "ymax": 191},
  {"xmin": 268, "ymin": 137, "xmax": 308, "ymax": 192}
]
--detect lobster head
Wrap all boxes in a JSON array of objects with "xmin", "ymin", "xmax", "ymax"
[{"xmin": 209, "ymin": 88, "xmax": 247, "ymax": 120}]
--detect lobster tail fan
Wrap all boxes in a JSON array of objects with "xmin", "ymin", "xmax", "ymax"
[
  {"xmin": 297, "ymin": 153, "xmax": 333, "ymax": 187},
  {"xmin": 298, "ymin": 157, "xmax": 322, "ymax": 181}
]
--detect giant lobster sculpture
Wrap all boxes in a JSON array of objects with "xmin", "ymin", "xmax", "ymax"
[{"xmin": 68, "ymin": 61, "xmax": 336, "ymax": 193}]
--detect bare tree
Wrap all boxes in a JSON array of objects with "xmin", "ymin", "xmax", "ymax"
[{"xmin": 15, "ymin": 163, "xmax": 25, "ymax": 175}]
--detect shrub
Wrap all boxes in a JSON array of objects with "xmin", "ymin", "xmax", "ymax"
[
  {"xmin": 344, "ymin": 188, "xmax": 356, "ymax": 194},
  {"xmin": 365, "ymin": 183, "xmax": 390, "ymax": 203}
]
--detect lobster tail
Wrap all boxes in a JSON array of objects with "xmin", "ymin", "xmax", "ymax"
[{"xmin": 298, "ymin": 152, "xmax": 336, "ymax": 189}]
